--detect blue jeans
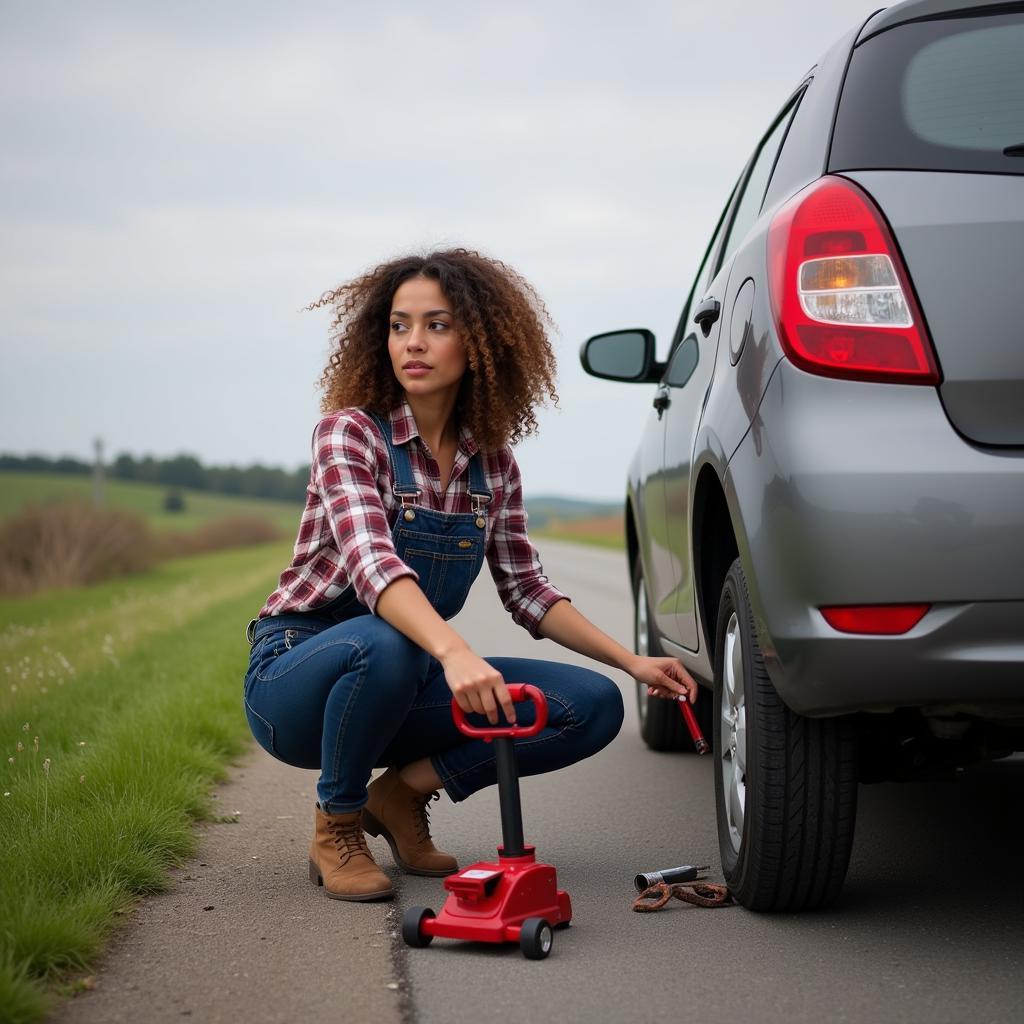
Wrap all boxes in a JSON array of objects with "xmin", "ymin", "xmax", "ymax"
[{"xmin": 243, "ymin": 613, "xmax": 624, "ymax": 814}]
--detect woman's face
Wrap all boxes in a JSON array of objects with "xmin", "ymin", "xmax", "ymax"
[{"xmin": 388, "ymin": 275, "xmax": 467, "ymax": 402}]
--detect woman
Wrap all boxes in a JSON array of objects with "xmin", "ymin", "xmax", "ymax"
[{"xmin": 243, "ymin": 249, "xmax": 698, "ymax": 902}]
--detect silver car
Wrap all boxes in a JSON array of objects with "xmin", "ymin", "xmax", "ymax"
[{"xmin": 581, "ymin": 0, "xmax": 1024, "ymax": 910}]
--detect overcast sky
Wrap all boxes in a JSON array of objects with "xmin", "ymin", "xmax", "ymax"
[{"xmin": 1, "ymin": 0, "xmax": 882, "ymax": 502}]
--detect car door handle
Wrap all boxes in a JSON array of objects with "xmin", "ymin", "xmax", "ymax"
[
  {"xmin": 653, "ymin": 386, "xmax": 670, "ymax": 418},
  {"xmin": 693, "ymin": 297, "xmax": 721, "ymax": 337}
]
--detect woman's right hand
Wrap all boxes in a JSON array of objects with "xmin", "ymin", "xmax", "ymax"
[
  {"xmin": 440, "ymin": 647, "xmax": 516, "ymax": 726},
  {"xmin": 376, "ymin": 580, "xmax": 516, "ymax": 725}
]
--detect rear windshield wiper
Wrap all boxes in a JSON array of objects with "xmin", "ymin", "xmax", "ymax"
[{"xmin": 1003, "ymin": 143, "xmax": 1024, "ymax": 157}]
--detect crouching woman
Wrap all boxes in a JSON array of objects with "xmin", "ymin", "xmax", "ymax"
[{"xmin": 242, "ymin": 248, "xmax": 697, "ymax": 901}]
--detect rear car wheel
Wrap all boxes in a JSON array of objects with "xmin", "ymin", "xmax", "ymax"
[
  {"xmin": 713, "ymin": 558, "xmax": 858, "ymax": 910},
  {"xmin": 632, "ymin": 560, "xmax": 686, "ymax": 751}
]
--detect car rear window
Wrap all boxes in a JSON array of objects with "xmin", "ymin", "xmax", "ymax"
[{"xmin": 830, "ymin": 9, "xmax": 1024, "ymax": 176}]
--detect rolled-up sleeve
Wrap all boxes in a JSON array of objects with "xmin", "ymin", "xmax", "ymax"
[
  {"xmin": 486, "ymin": 450, "xmax": 570, "ymax": 639},
  {"xmin": 311, "ymin": 414, "xmax": 418, "ymax": 615}
]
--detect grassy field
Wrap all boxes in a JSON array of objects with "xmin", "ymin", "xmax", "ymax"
[
  {"xmin": 0, "ymin": 471, "xmax": 302, "ymax": 534},
  {"xmin": 0, "ymin": 470, "xmax": 625, "ymax": 550},
  {"xmin": 0, "ymin": 540, "xmax": 292, "ymax": 1022},
  {"xmin": 532, "ymin": 514, "xmax": 625, "ymax": 551}
]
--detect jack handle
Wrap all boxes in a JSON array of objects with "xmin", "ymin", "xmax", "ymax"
[{"xmin": 451, "ymin": 683, "xmax": 548, "ymax": 742}]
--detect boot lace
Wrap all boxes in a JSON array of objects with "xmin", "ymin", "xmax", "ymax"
[
  {"xmin": 411, "ymin": 790, "xmax": 441, "ymax": 844},
  {"xmin": 327, "ymin": 817, "xmax": 373, "ymax": 866}
]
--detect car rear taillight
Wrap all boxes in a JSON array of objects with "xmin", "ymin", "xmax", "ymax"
[
  {"xmin": 820, "ymin": 604, "xmax": 930, "ymax": 635},
  {"xmin": 767, "ymin": 176, "xmax": 940, "ymax": 384}
]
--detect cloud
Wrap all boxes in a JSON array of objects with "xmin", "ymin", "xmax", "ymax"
[{"xmin": 0, "ymin": 0, "xmax": 881, "ymax": 499}]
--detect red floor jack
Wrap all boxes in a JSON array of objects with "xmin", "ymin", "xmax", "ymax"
[{"xmin": 401, "ymin": 684, "xmax": 572, "ymax": 960}]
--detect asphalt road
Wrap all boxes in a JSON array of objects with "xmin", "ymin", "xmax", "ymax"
[
  {"xmin": 52, "ymin": 538, "xmax": 1024, "ymax": 1024},
  {"xmin": 398, "ymin": 539, "xmax": 1024, "ymax": 1024}
]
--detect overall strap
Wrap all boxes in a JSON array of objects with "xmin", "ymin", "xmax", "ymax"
[
  {"xmin": 466, "ymin": 450, "xmax": 493, "ymax": 514},
  {"xmin": 366, "ymin": 412, "xmax": 420, "ymax": 502}
]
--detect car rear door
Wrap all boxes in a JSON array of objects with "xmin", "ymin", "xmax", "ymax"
[
  {"xmin": 635, "ymin": 198, "xmax": 737, "ymax": 647},
  {"xmin": 662, "ymin": 99, "xmax": 801, "ymax": 650}
]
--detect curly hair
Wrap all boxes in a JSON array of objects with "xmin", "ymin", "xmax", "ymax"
[{"xmin": 311, "ymin": 248, "xmax": 560, "ymax": 452}]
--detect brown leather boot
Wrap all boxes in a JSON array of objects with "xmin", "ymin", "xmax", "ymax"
[
  {"xmin": 362, "ymin": 767, "xmax": 458, "ymax": 877},
  {"xmin": 308, "ymin": 803, "xmax": 393, "ymax": 901}
]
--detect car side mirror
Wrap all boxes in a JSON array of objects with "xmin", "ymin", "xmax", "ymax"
[{"xmin": 579, "ymin": 329, "xmax": 659, "ymax": 383}]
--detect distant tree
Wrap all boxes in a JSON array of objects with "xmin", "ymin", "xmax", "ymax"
[
  {"xmin": 0, "ymin": 454, "xmax": 94, "ymax": 474},
  {"xmin": 239, "ymin": 464, "xmax": 279, "ymax": 499},
  {"xmin": 1, "ymin": 448, "xmax": 315, "ymax": 504},
  {"xmin": 207, "ymin": 465, "xmax": 245, "ymax": 495},
  {"xmin": 54, "ymin": 457, "xmax": 91, "ymax": 475},
  {"xmin": 163, "ymin": 487, "xmax": 187, "ymax": 513},
  {"xmin": 136, "ymin": 456, "xmax": 160, "ymax": 484},
  {"xmin": 111, "ymin": 453, "xmax": 138, "ymax": 479},
  {"xmin": 291, "ymin": 464, "xmax": 311, "ymax": 500},
  {"xmin": 14, "ymin": 454, "xmax": 56, "ymax": 472},
  {"xmin": 158, "ymin": 454, "xmax": 207, "ymax": 490}
]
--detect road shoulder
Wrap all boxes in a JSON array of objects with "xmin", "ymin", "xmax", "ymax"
[{"xmin": 52, "ymin": 742, "xmax": 406, "ymax": 1024}]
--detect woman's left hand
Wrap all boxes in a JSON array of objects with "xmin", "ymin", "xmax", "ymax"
[{"xmin": 628, "ymin": 655, "xmax": 699, "ymax": 704}]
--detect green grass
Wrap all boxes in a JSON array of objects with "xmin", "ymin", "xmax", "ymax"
[
  {"xmin": 0, "ymin": 471, "xmax": 302, "ymax": 534},
  {"xmin": 0, "ymin": 541, "xmax": 291, "ymax": 1023}
]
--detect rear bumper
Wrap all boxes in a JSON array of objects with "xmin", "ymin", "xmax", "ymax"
[
  {"xmin": 763, "ymin": 599, "xmax": 1024, "ymax": 717},
  {"xmin": 726, "ymin": 361, "xmax": 1024, "ymax": 717}
]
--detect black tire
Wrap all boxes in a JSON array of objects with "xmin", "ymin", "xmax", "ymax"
[
  {"xmin": 519, "ymin": 917, "xmax": 553, "ymax": 960},
  {"xmin": 401, "ymin": 906, "xmax": 435, "ymax": 948},
  {"xmin": 713, "ymin": 558, "xmax": 858, "ymax": 911},
  {"xmin": 632, "ymin": 560, "xmax": 686, "ymax": 751}
]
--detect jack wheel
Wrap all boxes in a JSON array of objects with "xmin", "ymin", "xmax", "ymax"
[
  {"xmin": 401, "ymin": 906, "xmax": 435, "ymax": 948},
  {"xmin": 519, "ymin": 917, "xmax": 553, "ymax": 960}
]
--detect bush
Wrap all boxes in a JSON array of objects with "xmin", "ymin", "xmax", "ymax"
[
  {"xmin": 163, "ymin": 487, "xmax": 186, "ymax": 513},
  {"xmin": 0, "ymin": 503, "xmax": 284, "ymax": 598},
  {"xmin": 0, "ymin": 501, "xmax": 156, "ymax": 597},
  {"xmin": 155, "ymin": 515, "xmax": 282, "ymax": 559}
]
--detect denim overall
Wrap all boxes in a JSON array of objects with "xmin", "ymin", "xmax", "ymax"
[
  {"xmin": 246, "ymin": 411, "xmax": 491, "ymax": 646},
  {"xmin": 242, "ymin": 410, "xmax": 623, "ymax": 813}
]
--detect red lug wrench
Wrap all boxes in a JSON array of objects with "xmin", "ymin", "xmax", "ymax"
[
  {"xmin": 400, "ymin": 684, "xmax": 572, "ymax": 960},
  {"xmin": 676, "ymin": 695, "xmax": 710, "ymax": 754}
]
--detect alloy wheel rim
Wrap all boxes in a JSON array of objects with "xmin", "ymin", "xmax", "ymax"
[
  {"xmin": 636, "ymin": 577, "xmax": 649, "ymax": 725},
  {"xmin": 720, "ymin": 611, "xmax": 747, "ymax": 854}
]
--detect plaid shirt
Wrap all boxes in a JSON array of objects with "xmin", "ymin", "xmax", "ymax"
[{"xmin": 258, "ymin": 399, "xmax": 570, "ymax": 639}]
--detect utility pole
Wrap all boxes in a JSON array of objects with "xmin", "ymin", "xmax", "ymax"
[{"xmin": 93, "ymin": 437, "xmax": 105, "ymax": 507}]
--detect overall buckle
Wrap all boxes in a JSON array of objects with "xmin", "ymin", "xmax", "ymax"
[
  {"xmin": 399, "ymin": 489, "xmax": 421, "ymax": 522},
  {"xmin": 471, "ymin": 492, "xmax": 491, "ymax": 528}
]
